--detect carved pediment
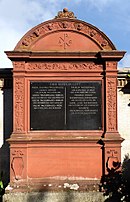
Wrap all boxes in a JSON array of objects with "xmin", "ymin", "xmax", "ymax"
[{"xmin": 14, "ymin": 9, "xmax": 116, "ymax": 51}]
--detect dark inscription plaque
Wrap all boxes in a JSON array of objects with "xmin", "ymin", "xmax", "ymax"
[{"xmin": 30, "ymin": 81, "xmax": 102, "ymax": 130}]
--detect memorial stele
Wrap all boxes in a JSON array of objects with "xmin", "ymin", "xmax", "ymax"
[{"xmin": 5, "ymin": 8, "xmax": 125, "ymax": 192}]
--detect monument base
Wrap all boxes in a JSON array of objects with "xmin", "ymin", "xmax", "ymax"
[
  {"xmin": 3, "ymin": 191, "xmax": 105, "ymax": 202},
  {"xmin": 3, "ymin": 179, "xmax": 105, "ymax": 202}
]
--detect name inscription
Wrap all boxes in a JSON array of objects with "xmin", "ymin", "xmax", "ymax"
[{"xmin": 30, "ymin": 81, "xmax": 102, "ymax": 130}]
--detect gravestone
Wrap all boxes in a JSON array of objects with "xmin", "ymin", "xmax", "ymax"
[{"xmin": 5, "ymin": 8, "xmax": 125, "ymax": 194}]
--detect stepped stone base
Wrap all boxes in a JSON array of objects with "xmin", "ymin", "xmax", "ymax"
[{"xmin": 3, "ymin": 191, "xmax": 105, "ymax": 202}]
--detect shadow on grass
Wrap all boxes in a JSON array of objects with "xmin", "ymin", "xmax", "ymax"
[{"xmin": 100, "ymin": 154, "xmax": 130, "ymax": 202}]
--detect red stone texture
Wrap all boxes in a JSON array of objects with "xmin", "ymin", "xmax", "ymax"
[{"xmin": 5, "ymin": 9, "xmax": 125, "ymax": 191}]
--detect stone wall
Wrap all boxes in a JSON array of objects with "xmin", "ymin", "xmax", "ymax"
[
  {"xmin": 0, "ymin": 70, "xmax": 13, "ymax": 186},
  {"xmin": 118, "ymin": 88, "xmax": 130, "ymax": 161}
]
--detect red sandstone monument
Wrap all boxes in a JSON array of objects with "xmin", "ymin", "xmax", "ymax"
[{"xmin": 5, "ymin": 8, "xmax": 125, "ymax": 192}]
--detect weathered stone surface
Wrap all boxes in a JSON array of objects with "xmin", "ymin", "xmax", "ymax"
[
  {"xmin": 5, "ymin": 8, "xmax": 125, "ymax": 194},
  {"xmin": 3, "ymin": 191, "xmax": 105, "ymax": 202}
]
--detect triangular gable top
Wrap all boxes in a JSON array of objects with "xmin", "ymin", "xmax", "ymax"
[{"xmin": 14, "ymin": 8, "xmax": 116, "ymax": 52}]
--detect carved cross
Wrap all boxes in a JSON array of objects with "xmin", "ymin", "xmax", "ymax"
[{"xmin": 59, "ymin": 33, "xmax": 72, "ymax": 50}]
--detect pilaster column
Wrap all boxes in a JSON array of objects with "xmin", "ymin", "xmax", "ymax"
[
  {"xmin": 13, "ymin": 62, "xmax": 25, "ymax": 134},
  {"xmin": 105, "ymin": 61, "xmax": 118, "ymax": 134}
]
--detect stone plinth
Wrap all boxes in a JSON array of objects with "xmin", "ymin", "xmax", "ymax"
[{"xmin": 3, "ymin": 191, "xmax": 105, "ymax": 202}]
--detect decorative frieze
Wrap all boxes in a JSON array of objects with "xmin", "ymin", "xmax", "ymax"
[{"xmin": 26, "ymin": 62, "xmax": 102, "ymax": 71}]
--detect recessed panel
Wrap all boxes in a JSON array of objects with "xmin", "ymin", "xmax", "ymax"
[{"xmin": 30, "ymin": 81, "xmax": 102, "ymax": 130}]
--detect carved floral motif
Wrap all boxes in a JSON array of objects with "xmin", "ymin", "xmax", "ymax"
[
  {"xmin": 26, "ymin": 62, "xmax": 102, "ymax": 71},
  {"xmin": 107, "ymin": 78, "xmax": 117, "ymax": 131},
  {"xmin": 13, "ymin": 61, "xmax": 25, "ymax": 70},
  {"xmin": 106, "ymin": 61, "xmax": 117, "ymax": 70},
  {"xmin": 14, "ymin": 78, "xmax": 24, "ymax": 133}
]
